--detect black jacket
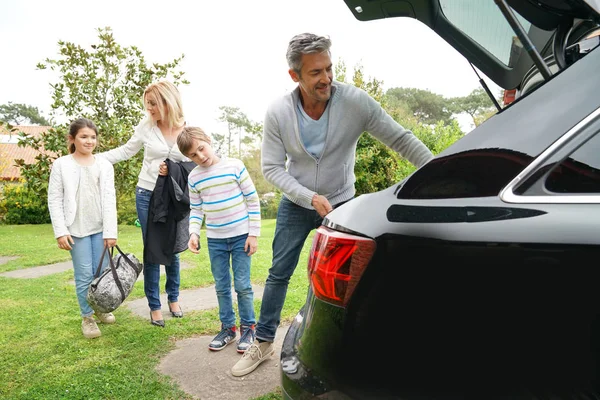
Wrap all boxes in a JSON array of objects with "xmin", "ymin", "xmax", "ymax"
[{"xmin": 144, "ymin": 159, "xmax": 196, "ymax": 266}]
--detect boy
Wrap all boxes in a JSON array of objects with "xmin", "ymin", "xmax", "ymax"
[{"xmin": 177, "ymin": 127, "xmax": 261, "ymax": 353}]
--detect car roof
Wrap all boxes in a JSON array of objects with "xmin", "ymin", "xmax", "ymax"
[{"xmin": 341, "ymin": 0, "xmax": 600, "ymax": 89}]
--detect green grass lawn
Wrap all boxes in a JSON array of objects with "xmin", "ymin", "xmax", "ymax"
[{"xmin": 0, "ymin": 220, "xmax": 314, "ymax": 399}]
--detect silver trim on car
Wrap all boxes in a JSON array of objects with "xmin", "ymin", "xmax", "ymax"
[{"xmin": 500, "ymin": 106, "xmax": 600, "ymax": 204}]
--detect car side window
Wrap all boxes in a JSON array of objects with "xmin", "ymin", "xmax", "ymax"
[{"xmin": 545, "ymin": 131, "xmax": 600, "ymax": 193}]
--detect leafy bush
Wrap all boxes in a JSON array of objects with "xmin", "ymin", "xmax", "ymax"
[
  {"xmin": 117, "ymin": 191, "xmax": 138, "ymax": 225},
  {"xmin": 0, "ymin": 183, "xmax": 50, "ymax": 224},
  {"xmin": 260, "ymin": 190, "xmax": 281, "ymax": 220}
]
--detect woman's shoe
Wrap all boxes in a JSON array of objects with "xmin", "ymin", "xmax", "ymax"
[
  {"xmin": 150, "ymin": 311, "xmax": 165, "ymax": 328},
  {"xmin": 168, "ymin": 301, "xmax": 183, "ymax": 318}
]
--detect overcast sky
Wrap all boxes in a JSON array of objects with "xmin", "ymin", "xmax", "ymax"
[{"xmin": 0, "ymin": 0, "xmax": 498, "ymax": 134}]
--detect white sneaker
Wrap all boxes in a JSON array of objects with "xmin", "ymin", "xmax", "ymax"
[
  {"xmin": 82, "ymin": 317, "xmax": 101, "ymax": 339},
  {"xmin": 231, "ymin": 339, "xmax": 274, "ymax": 377},
  {"xmin": 96, "ymin": 312, "xmax": 116, "ymax": 324}
]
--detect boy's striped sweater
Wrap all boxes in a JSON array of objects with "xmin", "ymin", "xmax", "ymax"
[{"xmin": 188, "ymin": 157, "xmax": 261, "ymax": 239}]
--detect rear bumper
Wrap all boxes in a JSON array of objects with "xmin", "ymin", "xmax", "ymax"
[{"xmin": 280, "ymin": 306, "xmax": 334, "ymax": 399}]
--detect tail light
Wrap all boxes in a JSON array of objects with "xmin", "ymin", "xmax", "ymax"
[{"xmin": 307, "ymin": 226, "xmax": 376, "ymax": 307}]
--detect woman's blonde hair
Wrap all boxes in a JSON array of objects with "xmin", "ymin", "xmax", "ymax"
[
  {"xmin": 143, "ymin": 80, "xmax": 185, "ymax": 128},
  {"xmin": 177, "ymin": 126, "xmax": 211, "ymax": 155}
]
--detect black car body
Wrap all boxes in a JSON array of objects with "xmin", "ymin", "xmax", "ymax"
[{"xmin": 281, "ymin": 1, "xmax": 600, "ymax": 399}]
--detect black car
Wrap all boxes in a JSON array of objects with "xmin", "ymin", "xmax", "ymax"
[{"xmin": 281, "ymin": 1, "xmax": 600, "ymax": 399}]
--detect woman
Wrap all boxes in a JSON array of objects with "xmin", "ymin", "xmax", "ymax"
[{"xmin": 99, "ymin": 80, "xmax": 187, "ymax": 327}]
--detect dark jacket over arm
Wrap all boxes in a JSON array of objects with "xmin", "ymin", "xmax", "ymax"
[{"xmin": 144, "ymin": 159, "xmax": 196, "ymax": 265}]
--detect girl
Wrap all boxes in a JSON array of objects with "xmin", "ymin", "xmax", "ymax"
[{"xmin": 48, "ymin": 118, "xmax": 118, "ymax": 339}]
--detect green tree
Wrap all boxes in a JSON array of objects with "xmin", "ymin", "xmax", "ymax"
[
  {"xmin": 15, "ymin": 27, "xmax": 188, "ymax": 222},
  {"xmin": 0, "ymin": 102, "xmax": 52, "ymax": 126},
  {"xmin": 336, "ymin": 61, "xmax": 405, "ymax": 195},
  {"xmin": 218, "ymin": 106, "xmax": 251, "ymax": 157},
  {"xmin": 336, "ymin": 60, "xmax": 464, "ymax": 195},
  {"xmin": 210, "ymin": 132, "xmax": 227, "ymax": 155},
  {"xmin": 385, "ymin": 87, "xmax": 454, "ymax": 125},
  {"xmin": 241, "ymin": 147, "xmax": 275, "ymax": 197},
  {"xmin": 451, "ymin": 88, "xmax": 498, "ymax": 127}
]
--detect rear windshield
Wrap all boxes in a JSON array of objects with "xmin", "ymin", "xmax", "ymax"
[{"xmin": 439, "ymin": 0, "xmax": 531, "ymax": 67}]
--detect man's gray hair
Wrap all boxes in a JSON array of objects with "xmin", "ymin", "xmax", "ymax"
[{"xmin": 286, "ymin": 33, "xmax": 332, "ymax": 74}]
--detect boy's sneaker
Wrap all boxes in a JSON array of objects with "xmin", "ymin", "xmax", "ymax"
[
  {"xmin": 96, "ymin": 312, "xmax": 116, "ymax": 324},
  {"xmin": 231, "ymin": 339, "xmax": 275, "ymax": 377},
  {"xmin": 208, "ymin": 326, "xmax": 237, "ymax": 351},
  {"xmin": 82, "ymin": 317, "xmax": 101, "ymax": 339},
  {"xmin": 237, "ymin": 324, "xmax": 256, "ymax": 353}
]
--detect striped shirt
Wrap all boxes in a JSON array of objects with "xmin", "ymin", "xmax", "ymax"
[{"xmin": 188, "ymin": 157, "xmax": 261, "ymax": 239}]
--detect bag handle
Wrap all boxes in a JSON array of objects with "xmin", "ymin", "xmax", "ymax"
[
  {"xmin": 112, "ymin": 244, "xmax": 143, "ymax": 275},
  {"xmin": 94, "ymin": 245, "xmax": 127, "ymax": 302},
  {"xmin": 94, "ymin": 245, "xmax": 111, "ymax": 280}
]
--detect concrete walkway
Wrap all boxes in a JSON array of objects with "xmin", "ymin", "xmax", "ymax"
[
  {"xmin": 158, "ymin": 325, "xmax": 288, "ymax": 400},
  {"xmin": 125, "ymin": 283, "xmax": 286, "ymax": 400},
  {"xmin": 0, "ymin": 260, "xmax": 73, "ymax": 278},
  {"xmin": 1, "ymin": 256, "xmax": 288, "ymax": 399},
  {"xmin": 125, "ymin": 284, "xmax": 265, "ymax": 319},
  {"xmin": 0, "ymin": 256, "xmax": 18, "ymax": 265},
  {"xmin": 0, "ymin": 259, "xmax": 194, "ymax": 280}
]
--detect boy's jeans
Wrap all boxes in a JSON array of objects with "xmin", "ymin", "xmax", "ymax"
[
  {"xmin": 70, "ymin": 232, "xmax": 108, "ymax": 317},
  {"xmin": 207, "ymin": 233, "xmax": 255, "ymax": 328},
  {"xmin": 136, "ymin": 186, "xmax": 180, "ymax": 311}
]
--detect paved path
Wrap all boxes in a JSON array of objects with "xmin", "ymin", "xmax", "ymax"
[
  {"xmin": 124, "ymin": 284, "xmax": 265, "ymax": 320},
  {"xmin": 1, "ymin": 256, "xmax": 289, "ymax": 399},
  {"xmin": 158, "ymin": 325, "xmax": 288, "ymax": 400},
  {"xmin": 0, "ymin": 256, "xmax": 18, "ymax": 265},
  {"xmin": 0, "ymin": 261, "xmax": 73, "ymax": 278},
  {"xmin": 124, "ymin": 283, "xmax": 287, "ymax": 400},
  {"xmin": 0, "ymin": 259, "xmax": 194, "ymax": 280}
]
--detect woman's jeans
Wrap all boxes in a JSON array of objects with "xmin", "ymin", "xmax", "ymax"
[
  {"xmin": 136, "ymin": 186, "xmax": 180, "ymax": 311},
  {"xmin": 70, "ymin": 232, "xmax": 108, "ymax": 317},
  {"xmin": 207, "ymin": 233, "xmax": 255, "ymax": 328},
  {"xmin": 255, "ymin": 197, "xmax": 325, "ymax": 342}
]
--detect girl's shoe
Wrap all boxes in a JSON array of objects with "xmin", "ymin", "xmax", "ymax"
[
  {"xmin": 168, "ymin": 301, "xmax": 183, "ymax": 318},
  {"xmin": 82, "ymin": 317, "xmax": 102, "ymax": 339},
  {"xmin": 150, "ymin": 311, "xmax": 165, "ymax": 328},
  {"xmin": 96, "ymin": 312, "xmax": 116, "ymax": 324}
]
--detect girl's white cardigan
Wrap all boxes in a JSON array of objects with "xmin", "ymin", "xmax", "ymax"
[{"xmin": 47, "ymin": 155, "xmax": 118, "ymax": 240}]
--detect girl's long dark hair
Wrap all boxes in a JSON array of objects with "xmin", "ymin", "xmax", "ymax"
[{"xmin": 68, "ymin": 118, "xmax": 98, "ymax": 154}]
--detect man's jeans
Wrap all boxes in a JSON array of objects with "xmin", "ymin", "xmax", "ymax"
[
  {"xmin": 70, "ymin": 232, "xmax": 108, "ymax": 317},
  {"xmin": 207, "ymin": 233, "xmax": 255, "ymax": 328},
  {"xmin": 256, "ymin": 197, "xmax": 324, "ymax": 342},
  {"xmin": 136, "ymin": 186, "xmax": 180, "ymax": 311}
]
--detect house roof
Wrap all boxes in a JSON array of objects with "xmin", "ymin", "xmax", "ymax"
[{"xmin": 0, "ymin": 125, "xmax": 53, "ymax": 182}]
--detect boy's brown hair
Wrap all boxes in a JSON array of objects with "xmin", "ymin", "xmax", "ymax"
[{"xmin": 177, "ymin": 126, "xmax": 211, "ymax": 155}]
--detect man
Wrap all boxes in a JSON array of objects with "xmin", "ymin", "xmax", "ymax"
[{"xmin": 231, "ymin": 32, "xmax": 434, "ymax": 377}]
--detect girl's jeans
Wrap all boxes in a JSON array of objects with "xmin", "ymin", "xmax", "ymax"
[
  {"xmin": 70, "ymin": 232, "xmax": 108, "ymax": 317},
  {"xmin": 136, "ymin": 186, "xmax": 180, "ymax": 311},
  {"xmin": 207, "ymin": 233, "xmax": 255, "ymax": 328}
]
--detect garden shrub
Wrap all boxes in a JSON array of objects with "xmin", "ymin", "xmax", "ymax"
[
  {"xmin": 117, "ymin": 191, "xmax": 137, "ymax": 225},
  {"xmin": 0, "ymin": 183, "xmax": 50, "ymax": 224},
  {"xmin": 260, "ymin": 190, "xmax": 281, "ymax": 220}
]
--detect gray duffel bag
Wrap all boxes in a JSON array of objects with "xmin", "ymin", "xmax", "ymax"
[{"xmin": 87, "ymin": 245, "xmax": 143, "ymax": 314}]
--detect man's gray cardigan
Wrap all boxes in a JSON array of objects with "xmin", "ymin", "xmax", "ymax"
[{"xmin": 261, "ymin": 81, "xmax": 434, "ymax": 209}]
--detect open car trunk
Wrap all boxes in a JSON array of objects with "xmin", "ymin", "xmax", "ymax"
[{"xmin": 342, "ymin": 0, "xmax": 600, "ymax": 91}]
